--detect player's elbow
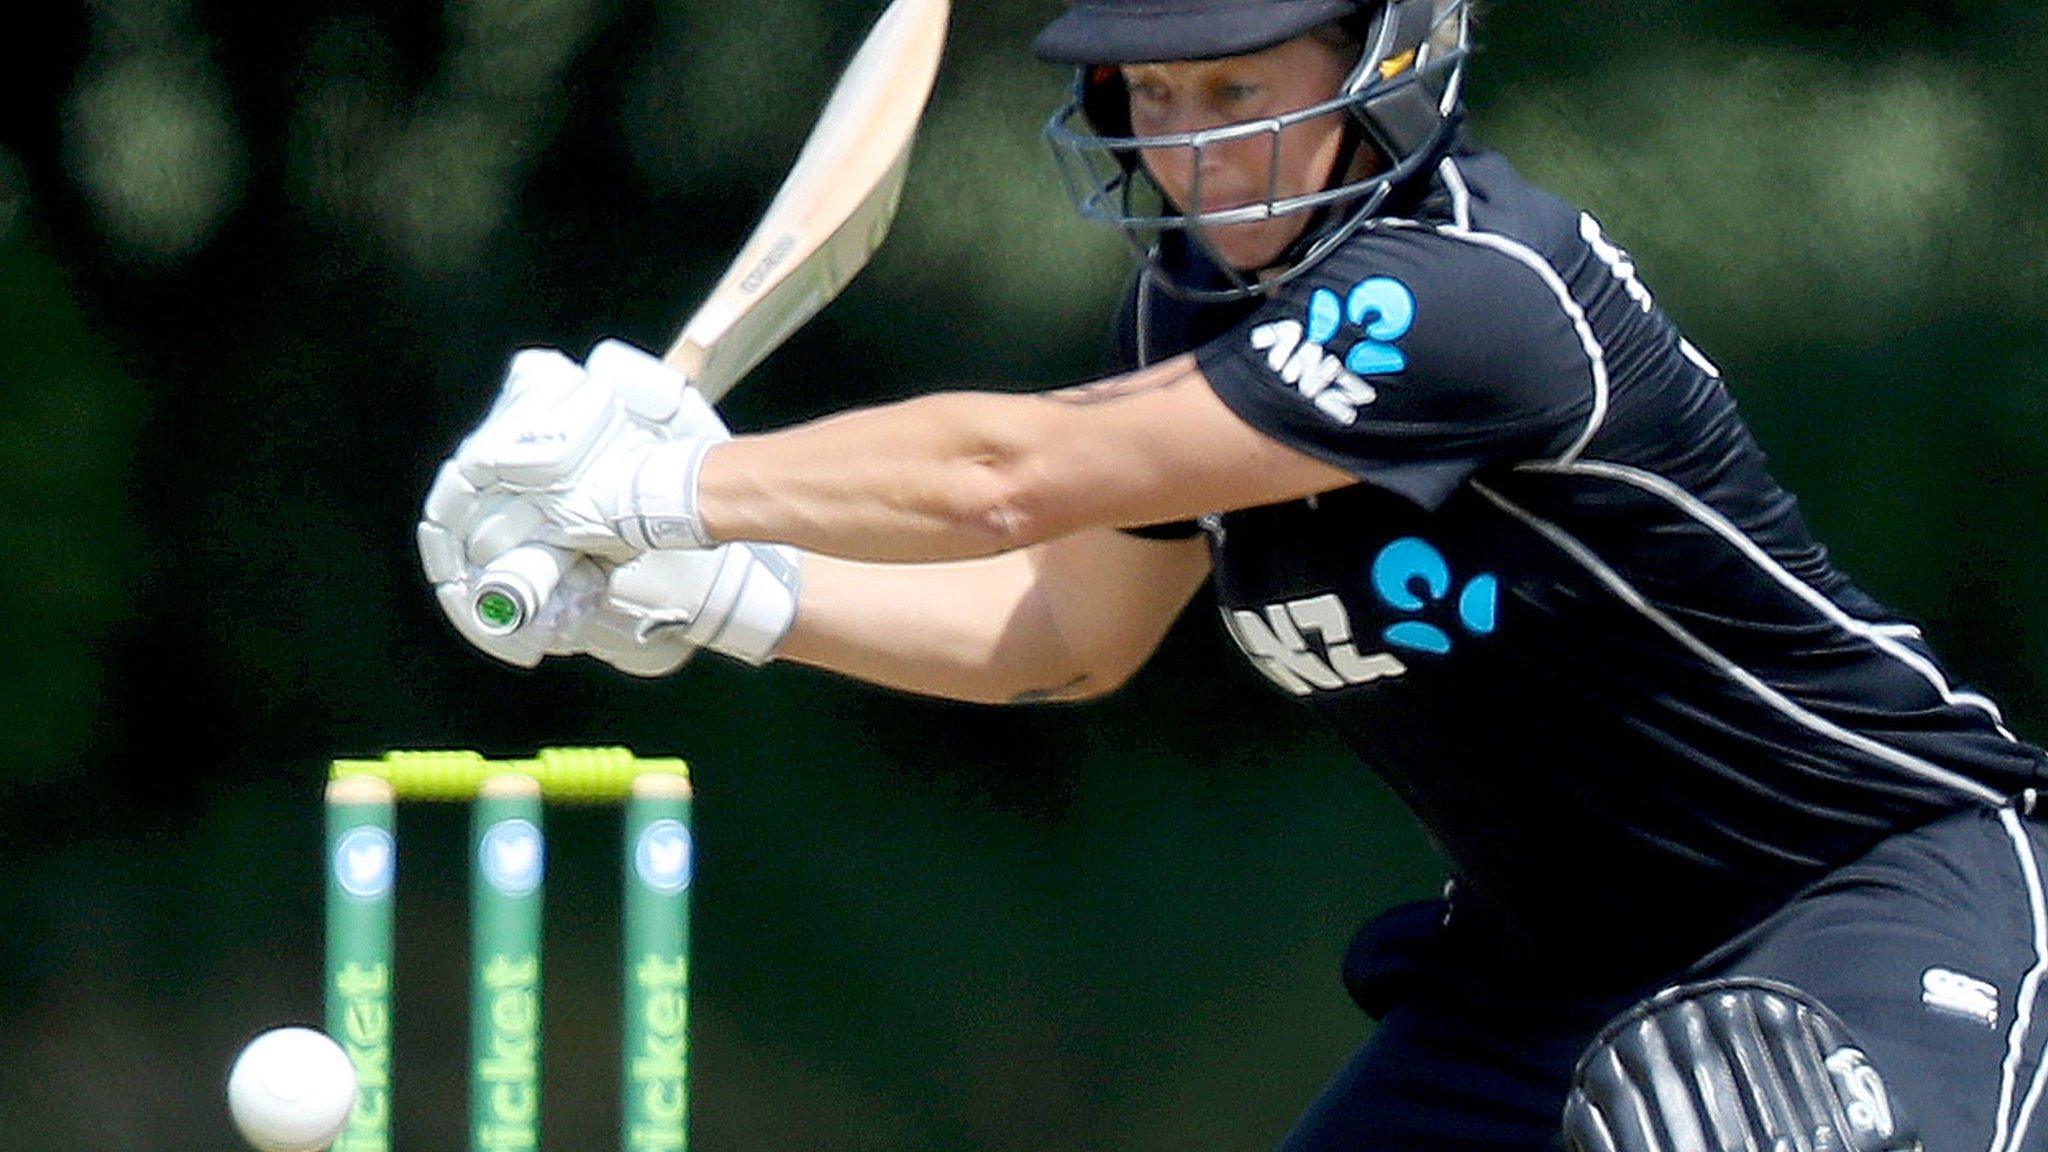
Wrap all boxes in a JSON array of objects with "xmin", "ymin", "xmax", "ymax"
[
  {"xmin": 1072, "ymin": 625, "xmax": 1170, "ymax": 700},
  {"xmin": 1071, "ymin": 655, "xmax": 1145, "ymax": 700},
  {"xmin": 923, "ymin": 396, "xmax": 1074, "ymax": 553},
  {"xmin": 989, "ymin": 659, "xmax": 1133, "ymax": 706},
  {"xmin": 996, "ymin": 604, "xmax": 1161, "ymax": 707},
  {"xmin": 947, "ymin": 470, "xmax": 1061, "ymax": 554}
]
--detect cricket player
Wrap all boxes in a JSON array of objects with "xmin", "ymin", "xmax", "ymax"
[{"xmin": 418, "ymin": 0, "xmax": 2048, "ymax": 1146}]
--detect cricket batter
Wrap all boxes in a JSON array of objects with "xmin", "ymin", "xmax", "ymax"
[{"xmin": 418, "ymin": 1, "xmax": 2048, "ymax": 1146}]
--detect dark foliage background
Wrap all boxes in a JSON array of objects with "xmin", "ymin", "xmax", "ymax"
[{"xmin": 3, "ymin": 1, "xmax": 2045, "ymax": 1148}]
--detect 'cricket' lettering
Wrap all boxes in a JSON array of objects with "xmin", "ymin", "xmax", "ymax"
[
  {"xmin": 476, "ymin": 954, "xmax": 540, "ymax": 1152},
  {"xmin": 333, "ymin": 962, "xmax": 391, "ymax": 1152},
  {"xmin": 1223, "ymin": 594, "xmax": 1407, "ymax": 696},
  {"xmin": 627, "ymin": 955, "xmax": 690, "ymax": 1152}
]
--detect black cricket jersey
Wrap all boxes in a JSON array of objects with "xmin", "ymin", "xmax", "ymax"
[{"xmin": 1118, "ymin": 143, "xmax": 2048, "ymax": 977}]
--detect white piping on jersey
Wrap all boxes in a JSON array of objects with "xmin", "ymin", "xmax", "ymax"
[
  {"xmin": 1519, "ymin": 458, "xmax": 2019, "ymax": 741},
  {"xmin": 1873, "ymin": 623, "xmax": 1924, "ymax": 640},
  {"xmin": 1440, "ymin": 227, "xmax": 1610, "ymax": 463},
  {"xmin": 1679, "ymin": 337, "xmax": 1722, "ymax": 380},
  {"xmin": 1990, "ymin": 806, "xmax": 2048, "ymax": 1152},
  {"xmin": 1471, "ymin": 479, "xmax": 2010, "ymax": 806},
  {"xmin": 1439, "ymin": 155, "xmax": 1474, "ymax": 230},
  {"xmin": 1405, "ymin": 160, "xmax": 1611, "ymax": 467}
]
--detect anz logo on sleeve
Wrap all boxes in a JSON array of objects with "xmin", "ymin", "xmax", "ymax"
[
  {"xmin": 1221, "ymin": 538, "xmax": 1499, "ymax": 696},
  {"xmin": 1248, "ymin": 276, "xmax": 1416, "ymax": 427}
]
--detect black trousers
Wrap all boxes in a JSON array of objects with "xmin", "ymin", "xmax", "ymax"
[{"xmin": 1279, "ymin": 805, "xmax": 2048, "ymax": 1151}]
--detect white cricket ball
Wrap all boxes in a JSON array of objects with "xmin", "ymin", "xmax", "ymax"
[{"xmin": 227, "ymin": 1026, "xmax": 359, "ymax": 1152}]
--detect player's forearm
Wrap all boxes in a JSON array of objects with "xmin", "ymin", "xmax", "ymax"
[
  {"xmin": 777, "ymin": 551, "xmax": 1104, "ymax": 704},
  {"xmin": 697, "ymin": 392, "xmax": 1072, "ymax": 563}
]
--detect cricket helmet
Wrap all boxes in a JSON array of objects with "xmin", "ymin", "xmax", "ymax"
[{"xmin": 1035, "ymin": 0, "xmax": 1471, "ymax": 300}]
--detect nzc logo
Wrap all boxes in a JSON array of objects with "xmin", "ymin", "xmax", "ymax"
[
  {"xmin": 1372, "ymin": 537, "xmax": 1497, "ymax": 656},
  {"xmin": 1249, "ymin": 276, "xmax": 1417, "ymax": 426},
  {"xmin": 1223, "ymin": 537, "xmax": 1498, "ymax": 697}
]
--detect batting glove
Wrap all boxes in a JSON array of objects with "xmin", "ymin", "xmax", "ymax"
[
  {"xmin": 441, "ymin": 341, "xmax": 727, "ymax": 562},
  {"xmin": 417, "ymin": 464, "xmax": 686, "ymax": 675},
  {"xmin": 418, "ymin": 468, "xmax": 801, "ymax": 672}
]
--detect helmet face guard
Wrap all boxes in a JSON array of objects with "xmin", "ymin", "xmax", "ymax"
[{"xmin": 1042, "ymin": 0, "xmax": 1471, "ymax": 302}]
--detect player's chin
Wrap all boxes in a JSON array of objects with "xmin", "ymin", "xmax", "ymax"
[{"xmin": 1206, "ymin": 218, "xmax": 1307, "ymax": 276}]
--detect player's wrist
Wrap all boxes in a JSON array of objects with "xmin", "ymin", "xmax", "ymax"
[{"xmin": 614, "ymin": 437, "xmax": 720, "ymax": 550}]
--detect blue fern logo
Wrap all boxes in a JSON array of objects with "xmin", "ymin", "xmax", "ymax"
[
  {"xmin": 1248, "ymin": 275, "xmax": 1413, "ymax": 425},
  {"xmin": 1308, "ymin": 276, "xmax": 1417, "ymax": 377},
  {"xmin": 1370, "ymin": 538, "xmax": 1498, "ymax": 655}
]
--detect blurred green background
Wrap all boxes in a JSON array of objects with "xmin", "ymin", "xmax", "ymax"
[{"xmin": 3, "ymin": 1, "xmax": 2046, "ymax": 1149}]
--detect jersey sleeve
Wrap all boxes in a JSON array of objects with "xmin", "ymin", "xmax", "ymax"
[{"xmin": 1194, "ymin": 225, "xmax": 1600, "ymax": 509}]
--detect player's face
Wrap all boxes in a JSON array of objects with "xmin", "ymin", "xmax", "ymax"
[{"xmin": 1122, "ymin": 35, "xmax": 1359, "ymax": 273}]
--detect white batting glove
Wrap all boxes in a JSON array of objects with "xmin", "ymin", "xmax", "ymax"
[
  {"xmin": 444, "ymin": 340, "xmax": 726, "ymax": 562},
  {"xmin": 583, "ymin": 339, "xmax": 728, "ymax": 552},
  {"xmin": 418, "ymin": 471, "xmax": 802, "ymax": 672},
  {"xmin": 607, "ymin": 542, "xmax": 803, "ymax": 666},
  {"xmin": 421, "ymin": 337, "xmax": 800, "ymax": 670},
  {"xmin": 417, "ymin": 467, "xmax": 695, "ymax": 675}
]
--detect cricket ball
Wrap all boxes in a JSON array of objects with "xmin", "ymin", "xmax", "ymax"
[{"xmin": 227, "ymin": 1026, "xmax": 359, "ymax": 1152}]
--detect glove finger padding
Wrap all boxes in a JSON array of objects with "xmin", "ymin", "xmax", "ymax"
[
  {"xmin": 459, "ymin": 341, "xmax": 723, "ymax": 559},
  {"xmin": 458, "ymin": 360, "xmax": 622, "ymax": 493},
  {"xmin": 489, "ymin": 347, "xmax": 583, "ymax": 418},
  {"xmin": 422, "ymin": 466, "xmax": 675, "ymax": 672},
  {"xmin": 1562, "ymin": 978, "xmax": 1920, "ymax": 1152},
  {"xmin": 421, "ymin": 462, "xmax": 550, "ymax": 668},
  {"xmin": 583, "ymin": 339, "xmax": 731, "ymax": 441}
]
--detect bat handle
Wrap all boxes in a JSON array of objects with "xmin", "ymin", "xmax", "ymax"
[{"xmin": 471, "ymin": 544, "xmax": 572, "ymax": 636}]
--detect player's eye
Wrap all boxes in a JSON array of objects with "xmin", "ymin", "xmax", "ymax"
[
  {"xmin": 1216, "ymin": 81, "xmax": 1261, "ymax": 106},
  {"xmin": 1127, "ymin": 78, "xmax": 1169, "ymax": 106},
  {"xmin": 1124, "ymin": 79, "xmax": 1174, "ymax": 131}
]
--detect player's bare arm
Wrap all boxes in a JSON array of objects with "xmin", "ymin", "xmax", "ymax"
[
  {"xmin": 778, "ymin": 526, "xmax": 1210, "ymax": 704},
  {"xmin": 696, "ymin": 353, "xmax": 1356, "ymax": 564}
]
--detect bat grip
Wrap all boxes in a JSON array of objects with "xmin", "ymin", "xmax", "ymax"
[{"xmin": 471, "ymin": 544, "xmax": 572, "ymax": 637}]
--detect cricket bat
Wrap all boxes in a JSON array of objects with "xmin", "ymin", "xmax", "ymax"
[{"xmin": 471, "ymin": 0, "xmax": 950, "ymax": 636}]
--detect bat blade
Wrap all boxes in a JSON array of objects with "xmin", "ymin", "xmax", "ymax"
[{"xmin": 668, "ymin": 0, "xmax": 949, "ymax": 402}]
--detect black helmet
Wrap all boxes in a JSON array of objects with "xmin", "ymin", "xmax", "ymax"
[
  {"xmin": 1033, "ymin": 0, "xmax": 1365, "ymax": 66},
  {"xmin": 1036, "ymin": 0, "xmax": 1471, "ymax": 301}
]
